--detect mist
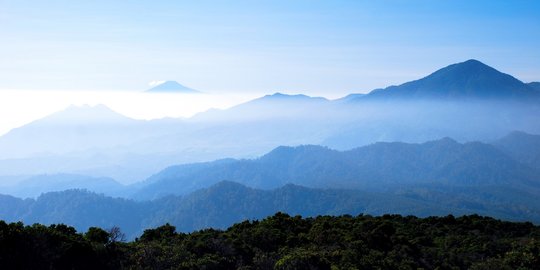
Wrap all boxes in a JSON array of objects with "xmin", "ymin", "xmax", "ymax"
[{"xmin": 0, "ymin": 92, "xmax": 538, "ymax": 187}]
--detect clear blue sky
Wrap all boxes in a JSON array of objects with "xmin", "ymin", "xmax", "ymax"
[{"xmin": 0, "ymin": 0, "xmax": 539, "ymax": 95}]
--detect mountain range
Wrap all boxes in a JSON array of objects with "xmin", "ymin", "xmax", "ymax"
[
  {"xmin": 0, "ymin": 131, "xmax": 538, "ymax": 239},
  {"xmin": 1, "ymin": 176, "xmax": 539, "ymax": 240},
  {"xmin": 0, "ymin": 181, "xmax": 512, "ymax": 239},
  {"xmin": 133, "ymin": 132, "xmax": 540, "ymax": 199},
  {"xmin": 0, "ymin": 59, "xmax": 539, "ymax": 238},
  {"xmin": 0, "ymin": 59, "xmax": 538, "ymax": 185}
]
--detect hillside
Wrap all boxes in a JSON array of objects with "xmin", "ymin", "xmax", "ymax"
[
  {"xmin": 2, "ymin": 179, "xmax": 540, "ymax": 240},
  {"xmin": 134, "ymin": 137, "xmax": 540, "ymax": 199},
  {"xmin": 0, "ymin": 183, "xmax": 450, "ymax": 238}
]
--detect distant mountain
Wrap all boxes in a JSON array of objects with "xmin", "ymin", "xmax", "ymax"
[
  {"xmin": 334, "ymin": 93, "xmax": 365, "ymax": 102},
  {"xmin": 133, "ymin": 136, "xmax": 539, "ymax": 200},
  {"xmin": 0, "ymin": 105, "xmax": 144, "ymax": 158},
  {"xmin": 494, "ymin": 131, "xmax": 540, "ymax": 171},
  {"xmin": 40, "ymin": 104, "xmax": 134, "ymax": 124},
  {"xmin": 528, "ymin": 82, "xmax": 540, "ymax": 91},
  {"xmin": 255, "ymin": 92, "xmax": 328, "ymax": 102},
  {"xmin": 146, "ymin": 81, "xmax": 200, "ymax": 94},
  {"xmin": 347, "ymin": 59, "xmax": 539, "ymax": 101},
  {"xmin": 0, "ymin": 104, "xmax": 190, "ymax": 183},
  {"xmin": 191, "ymin": 92, "xmax": 330, "ymax": 122},
  {"xmin": 0, "ymin": 174, "xmax": 125, "ymax": 198},
  {"xmin": 1, "ymin": 61, "xmax": 539, "ymax": 186}
]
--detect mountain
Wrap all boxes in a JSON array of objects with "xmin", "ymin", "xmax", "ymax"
[
  {"xmin": 334, "ymin": 93, "xmax": 365, "ymax": 102},
  {"xmin": 528, "ymin": 82, "xmax": 540, "ymax": 91},
  {"xmin": 348, "ymin": 59, "xmax": 539, "ymax": 101},
  {"xmin": 1, "ymin": 61, "xmax": 539, "ymax": 185},
  {"xmin": 146, "ymin": 181, "xmax": 459, "ymax": 232},
  {"xmin": 133, "ymin": 136, "xmax": 540, "ymax": 200},
  {"xmin": 2, "ymin": 180, "xmax": 540, "ymax": 240},
  {"xmin": 493, "ymin": 131, "xmax": 540, "ymax": 171},
  {"xmin": 0, "ymin": 105, "xmax": 143, "ymax": 158},
  {"xmin": 146, "ymin": 81, "xmax": 200, "ymax": 93},
  {"xmin": 19, "ymin": 190, "xmax": 150, "ymax": 238},
  {"xmin": 0, "ymin": 104, "xmax": 190, "ymax": 183},
  {"xmin": 191, "ymin": 92, "xmax": 330, "ymax": 122},
  {"xmin": 0, "ymin": 174, "xmax": 126, "ymax": 198}
]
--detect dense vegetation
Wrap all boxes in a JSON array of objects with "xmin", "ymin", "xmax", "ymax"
[
  {"xmin": 1, "ymin": 213, "xmax": 539, "ymax": 269},
  {"xmin": 4, "ymin": 180, "xmax": 540, "ymax": 240}
]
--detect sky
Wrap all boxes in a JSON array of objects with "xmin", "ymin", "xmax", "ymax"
[
  {"xmin": 1, "ymin": 0, "xmax": 539, "ymax": 94},
  {"xmin": 0, "ymin": 0, "xmax": 539, "ymax": 134}
]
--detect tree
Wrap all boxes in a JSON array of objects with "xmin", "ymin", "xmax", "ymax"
[
  {"xmin": 85, "ymin": 227, "xmax": 110, "ymax": 244},
  {"xmin": 108, "ymin": 226, "xmax": 126, "ymax": 243}
]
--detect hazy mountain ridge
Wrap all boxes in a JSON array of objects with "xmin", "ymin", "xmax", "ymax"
[
  {"xmin": 133, "ymin": 133, "xmax": 540, "ymax": 200},
  {"xmin": 0, "ymin": 174, "xmax": 126, "ymax": 198},
  {"xmin": 0, "ymin": 104, "xmax": 184, "ymax": 159},
  {"xmin": 493, "ymin": 131, "xmax": 540, "ymax": 171},
  {"xmin": 0, "ymin": 60, "xmax": 539, "ymax": 185},
  {"xmin": 0, "ymin": 131, "xmax": 538, "ymax": 239},
  {"xmin": 1, "ymin": 180, "xmax": 533, "ymax": 239}
]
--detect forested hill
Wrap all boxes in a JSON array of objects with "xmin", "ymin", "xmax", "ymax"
[
  {"xmin": 135, "ymin": 136, "xmax": 540, "ymax": 199},
  {"xmin": 4, "ymin": 180, "xmax": 540, "ymax": 240},
  {"xmin": 1, "ymin": 213, "xmax": 539, "ymax": 269}
]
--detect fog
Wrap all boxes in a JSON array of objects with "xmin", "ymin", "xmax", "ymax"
[
  {"xmin": 0, "ymin": 89, "xmax": 260, "ymax": 136},
  {"xmin": 0, "ymin": 93, "xmax": 538, "ymax": 186}
]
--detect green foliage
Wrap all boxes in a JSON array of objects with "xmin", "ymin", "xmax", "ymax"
[
  {"xmin": 85, "ymin": 227, "xmax": 109, "ymax": 244},
  {"xmin": 1, "ymin": 213, "xmax": 540, "ymax": 269}
]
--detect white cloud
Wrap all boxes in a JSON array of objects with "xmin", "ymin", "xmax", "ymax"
[{"xmin": 148, "ymin": 80, "xmax": 166, "ymax": 87}]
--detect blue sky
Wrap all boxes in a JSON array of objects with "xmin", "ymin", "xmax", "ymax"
[{"xmin": 0, "ymin": 0, "xmax": 539, "ymax": 95}]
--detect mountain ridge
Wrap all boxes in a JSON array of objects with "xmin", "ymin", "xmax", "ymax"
[
  {"xmin": 133, "ymin": 133, "xmax": 540, "ymax": 200},
  {"xmin": 2, "ymin": 179, "xmax": 540, "ymax": 240},
  {"xmin": 347, "ymin": 59, "xmax": 539, "ymax": 101}
]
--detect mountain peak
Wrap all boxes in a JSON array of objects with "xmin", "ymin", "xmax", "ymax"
[
  {"xmin": 146, "ymin": 81, "xmax": 200, "ymax": 94},
  {"xmin": 460, "ymin": 59, "xmax": 487, "ymax": 66},
  {"xmin": 364, "ymin": 59, "xmax": 537, "ymax": 100},
  {"xmin": 430, "ymin": 59, "xmax": 500, "ymax": 78}
]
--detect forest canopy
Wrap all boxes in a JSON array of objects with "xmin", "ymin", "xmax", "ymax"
[{"xmin": 1, "ymin": 213, "xmax": 539, "ymax": 269}]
